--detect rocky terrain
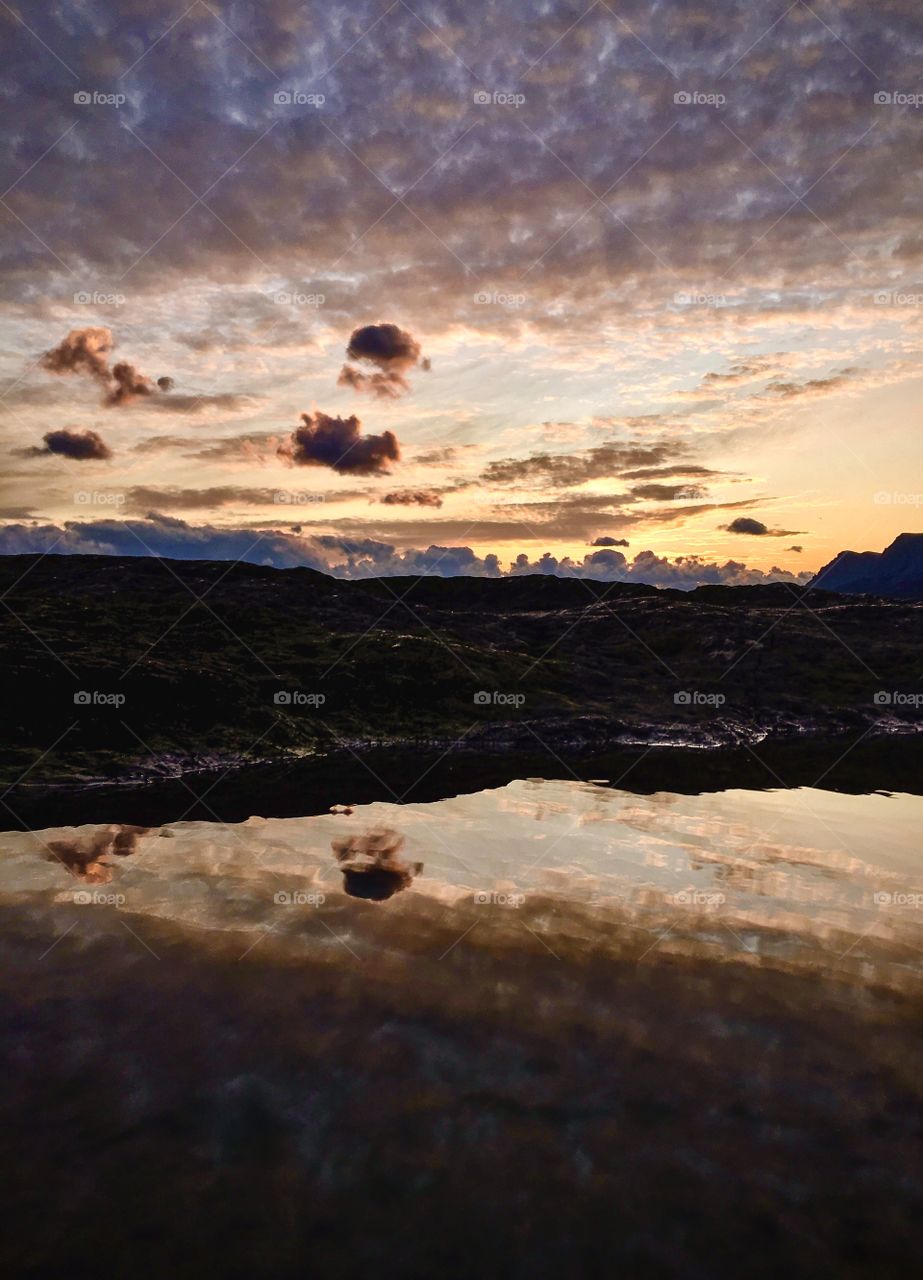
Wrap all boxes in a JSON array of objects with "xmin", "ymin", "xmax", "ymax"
[
  {"xmin": 812, "ymin": 532, "xmax": 923, "ymax": 599},
  {"xmin": 0, "ymin": 553, "xmax": 920, "ymax": 787}
]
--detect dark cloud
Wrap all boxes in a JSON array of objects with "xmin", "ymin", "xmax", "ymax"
[
  {"xmin": 40, "ymin": 327, "xmax": 111, "ymax": 381},
  {"xmin": 41, "ymin": 329, "xmax": 170, "ymax": 408},
  {"xmin": 33, "ymin": 428, "xmax": 112, "ymax": 461},
  {"xmin": 788, "ymin": 545, "xmax": 804, "ymax": 553},
  {"xmin": 724, "ymin": 517, "xmax": 803, "ymax": 537},
  {"xmin": 379, "ymin": 489, "xmax": 444, "ymax": 508},
  {"xmin": 339, "ymin": 323, "xmax": 428, "ymax": 399},
  {"xmin": 592, "ymin": 536, "xmax": 630, "ymax": 547},
  {"xmin": 278, "ymin": 412, "xmax": 400, "ymax": 476}
]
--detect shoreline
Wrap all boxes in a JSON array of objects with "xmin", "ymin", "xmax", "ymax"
[
  {"xmin": 4, "ymin": 730, "xmax": 923, "ymax": 831},
  {"xmin": 6, "ymin": 713, "xmax": 922, "ymax": 791}
]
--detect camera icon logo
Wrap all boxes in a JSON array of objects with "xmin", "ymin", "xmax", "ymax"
[
  {"xmin": 874, "ymin": 91, "xmax": 892, "ymax": 105},
  {"xmin": 74, "ymin": 691, "xmax": 91, "ymax": 705},
  {"xmin": 674, "ymin": 91, "xmax": 692, "ymax": 104},
  {"xmin": 74, "ymin": 91, "xmax": 91, "ymax": 104},
  {"xmin": 874, "ymin": 891, "xmax": 892, "ymax": 905},
  {"xmin": 473, "ymin": 690, "xmax": 492, "ymax": 705},
  {"xmin": 274, "ymin": 691, "xmax": 293, "ymax": 705},
  {"xmin": 74, "ymin": 890, "xmax": 92, "ymax": 904},
  {"xmin": 874, "ymin": 691, "xmax": 892, "ymax": 705},
  {"xmin": 274, "ymin": 90, "xmax": 292, "ymax": 104},
  {"xmin": 473, "ymin": 90, "xmax": 491, "ymax": 104},
  {"xmin": 674, "ymin": 691, "xmax": 691, "ymax": 705},
  {"xmin": 273, "ymin": 291, "xmax": 292, "ymax": 305}
]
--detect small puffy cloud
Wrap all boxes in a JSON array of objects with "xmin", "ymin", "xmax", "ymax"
[
  {"xmin": 278, "ymin": 411, "xmax": 400, "ymax": 475},
  {"xmin": 724, "ymin": 517, "xmax": 803, "ymax": 537},
  {"xmin": 591, "ymin": 536, "xmax": 630, "ymax": 547},
  {"xmin": 41, "ymin": 328, "xmax": 171, "ymax": 408},
  {"xmin": 788, "ymin": 545, "xmax": 803, "ymax": 553},
  {"xmin": 727, "ymin": 517, "xmax": 769, "ymax": 535},
  {"xmin": 33, "ymin": 428, "xmax": 112, "ymax": 461},
  {"xmin": 41, "ymin": 327, "xmax": 112, "ymax": 380},
  {"xmin": 338, "ymin": 323, "xmax": 428, "ymax": 399}
]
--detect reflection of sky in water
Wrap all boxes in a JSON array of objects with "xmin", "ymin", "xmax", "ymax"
[{"xmin": 2, "ymin": 781, "xmax": 921, "ymax": 990}]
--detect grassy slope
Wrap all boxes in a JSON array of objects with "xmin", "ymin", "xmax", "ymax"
[{"xmin": 0, "ymin": 554, "xmax": 920, "ymax": 783}]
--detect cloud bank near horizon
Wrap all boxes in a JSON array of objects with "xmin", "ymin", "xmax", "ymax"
[{"xmin": 0, "ymin": 517, "xmax": 813, "ymax": 589}]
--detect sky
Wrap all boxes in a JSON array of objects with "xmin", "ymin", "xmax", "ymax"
[{"xmin": 1, "ymin": 0, "xmax": 921, "ymax": 586}]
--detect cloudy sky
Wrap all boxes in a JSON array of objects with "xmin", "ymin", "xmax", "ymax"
[{"xmin": 1, "ymin": 0, "xmax": 921, "ymax": 585}]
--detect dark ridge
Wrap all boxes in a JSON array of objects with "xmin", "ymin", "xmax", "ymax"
[{"xmin": 0, "ymin": 553, "xmax": 919, "ymax": 788}]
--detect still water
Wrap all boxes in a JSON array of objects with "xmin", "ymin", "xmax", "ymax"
[{"xmin": 2, "ymin": 780, "xmax": 922, "ymax": 1277}]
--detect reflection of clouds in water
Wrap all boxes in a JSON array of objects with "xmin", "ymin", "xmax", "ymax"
[
  {"xmin": 332, "ymin": 828, "xmax": 423, "ymax": 902},
  {"xmin": 3, "ymin": 781, "xmax": 921, "ymax": 993},
  {"xmin": 45, "ymin": 825, "xmax": 147, "ymax": 884}
]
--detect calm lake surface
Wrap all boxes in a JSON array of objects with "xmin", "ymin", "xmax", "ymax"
[{"xmin": 3, "ymin": 779, "xmax": 922, "ymax": 1277}]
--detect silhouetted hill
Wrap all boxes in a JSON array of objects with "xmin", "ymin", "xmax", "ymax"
[
  {"xmin": 812, "ymin": 533, "xmax": 923, "ymax": 599},
  {"xmin": 0, "ymin": 553, "xmax": 919, "ymax": 785}
]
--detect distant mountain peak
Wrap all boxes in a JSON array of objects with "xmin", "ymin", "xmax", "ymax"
[{"xmin": 812, "ymin": 533, "xmax": 923, "ymax": 599}]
